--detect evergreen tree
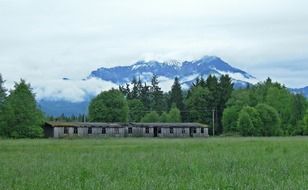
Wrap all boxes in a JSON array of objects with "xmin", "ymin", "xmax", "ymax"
[
  {"xmin": 2, "ymin": 80, "xmax": 44, "ymax": 138},
  {"xmin": 216, "ymin": 75, "xmax": 233, "ymax": 134},
  {"xmin": 0, "ymin": 74, "xmax": 6, "ymax": 107},
  {"xmin": 140, "ymin": 83, "xmax": 151, "ymax": 111},
  {"xmin": 150, "ymin": 75, "xmax": 165, "ymax": 113},
  {"xmin": 169, "ymin": 77, "xmax": 184, "ymax": 113},
  {"xmin": 304, "ymin": 110, "xmax": 308, "ymax": 135},
  {"xmin": 290, "ymin": 94, "xmax": 306, "ymax": 125},
  {"xmin": 130, "ymin": 77, "xmax": 139, "ymax": 99},
  {"xmin": 137, "ymin": 77, "xmax": 143, "ymax": 98},
  {"xmin": 185, "ymin": 86, "xmax": 212, "ymax": 124},
  {"xmin": 0, "ymin": 75, "xmax": 8, "ymax": 136}
]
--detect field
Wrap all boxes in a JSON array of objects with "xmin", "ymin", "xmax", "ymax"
[{"xmin": 0, "ymin": 137, "xmax": 308, "ymax": 190}]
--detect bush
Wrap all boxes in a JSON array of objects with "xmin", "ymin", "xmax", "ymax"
[
  {"xmin": 88, "ymin": 89, "xmax": 128, "ymax": 122},
  {"xmin": 166, "ymin": 106, "xmax": 181, "ymax": 122},
  {"xmin": 222, "ymin": 106, "xmax": 240, "ymax": 133},
  {"xmin": 141, "ymin": 111, "xmax": 160, "ymax": 123},
  {"xmin": 237, "ymin": 112, "xmax": 254, "ymax": 136},
  {"xmin": 256, "ymin": 103, "xmax": 281, "ymax": 136}
]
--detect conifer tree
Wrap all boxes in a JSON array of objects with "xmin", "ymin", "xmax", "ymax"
[
  {"xmin": 0, "ymin": 74, "xmax": 8, "ymax": 136},
  {"xmin": 217, "ymin": 75, "xmax": 233, "ymax": 134},
  {"xmin": 150, "ymin": 75, "xmax": 165, "ymax": 113},
  {"xmin": 140, "ymin": 82, "xmax": 151, "ymax": 111},
  {"xmin": 130, "ymin": 77, "xmax": 139, "ymax": 99},
  {"xmin": 169, "ymin": 77, "xmax": 184, "ymax": 112}
]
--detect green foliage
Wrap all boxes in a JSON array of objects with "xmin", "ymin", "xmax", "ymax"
[
  {"xmin": 224, "ymin": 78, "xmax": 306, "ymax": 136},
  {"xmin": 227, "ymin": 89, "xmax": 251, "ymax": 108},
  {"xmin": 237, "ymin": 111, "xmax": 254, "ymax": 136},
  {"xmin": 141, "ymin": 111, "xmax": 160, "ymax": 123},
  {"xmin": 239, "ymin": 106, "xmax": 262, "ymax": 136},
  {"xmin": 0, "ymin": 74, "xmax": 6, "ymax": 107},
  {"xmin": 128, "ymin": 99, "xmax": 145, "ymax": 122},
  {"xmin": 265, "ymin": 86, "xmax": 292, "ymax": 131},
  {"xmin": 1, "ymin": 80, "xmax": 44, "ymax": 138},
  {"xmin": 166, "ymin": 106, "xmax": 181, "ymax": 122},
  {"xmin": 222, "ymin": 106, "xmax": 239, "ymax": 133},
  {"xmin": 159, "ymin": 112, "xmax": 169, "ymax": 122},
  {"xmin": 256, "ymin": 103, "xmax": 281, "ymax": 136},
  {"xmin": 216, "ymin": 75, "xmax": 234, "ymax": 133},
  {"xmin": 150, "ymin": 75, "xmax": 166, "ymax": 113},
  {"xmin": 88, "ymin": 89, "xmax": 128, "ymax": 122},
  {"xmin": 169, "ymin": 77, "xmax": 184, "ymax": 111},
  {"xmin": 290, "ymin": 94, "xmax": 307, "ymax": 126},
  {"xmin": 185, "ymin": 86, "xmax": 212, "ymax": 124}
]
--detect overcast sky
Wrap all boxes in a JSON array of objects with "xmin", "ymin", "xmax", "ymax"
[{"xmin": 0, "ymin": 0, "xmax": 308, "ymax": 101}]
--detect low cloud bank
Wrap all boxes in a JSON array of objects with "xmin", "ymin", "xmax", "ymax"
[{"xmin": 33, "ymin": 78, "xmax": 117, "ymax": 102}]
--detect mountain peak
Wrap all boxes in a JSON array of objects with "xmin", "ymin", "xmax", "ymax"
[
  {"xmin": 89, "ymin": 55, "xmax": 257, "ymax": 87},
  {"xmin": 199, "ymin": 55, "xmax": 221, "ymax": 62},
  {"xmin": 163, "ymin": 59, "xmax": 182, "ymax": 67}
]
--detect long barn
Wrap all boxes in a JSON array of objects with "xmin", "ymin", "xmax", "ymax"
[{"xmin": 44, "ymin": 122, "xmax": 209, "ymax": 138}]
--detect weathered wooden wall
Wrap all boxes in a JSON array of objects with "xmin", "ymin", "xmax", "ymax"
[{"xmin": 49, "ymin": 126, "xmax": 208, "ymax": 138}]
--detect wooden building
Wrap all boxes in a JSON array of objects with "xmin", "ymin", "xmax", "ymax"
[{"xmin": 44, "ymin": 122, "xmax": 209, "ymax": 138}]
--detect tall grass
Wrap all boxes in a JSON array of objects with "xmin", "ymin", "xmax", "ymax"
[{"xmin": 0, "ymin": 137, "xmax": 307, "ymax": 189}]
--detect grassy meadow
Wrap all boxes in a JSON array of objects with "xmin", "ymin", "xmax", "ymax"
[{"xmin": 0, "ymin": 137, "xmax": 308, "ymax": 189}]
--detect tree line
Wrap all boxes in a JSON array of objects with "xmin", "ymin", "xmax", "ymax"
[
  {"xmin": 223, "ymin": 78, "xmax": 308, "ymax": 136},
  {"xmin": 0, "ymin": 72, "xmax": 307, "ymax": 138},
  {"xmin": 89, "ymin": 75, "xmax": 308, "ymax": 136},
  {"xmin": 89, "ymin": 74, "xmax": 234, "ymax": 135}
]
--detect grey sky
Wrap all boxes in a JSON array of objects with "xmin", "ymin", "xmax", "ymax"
[{"xmin": 0, "ymin": 0, "xmax": 308, "ymax": 101}]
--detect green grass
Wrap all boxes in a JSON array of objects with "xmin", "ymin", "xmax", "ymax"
[{"xmin": 0, "ymin": 137, "xmax": 308, "ymax": 190}]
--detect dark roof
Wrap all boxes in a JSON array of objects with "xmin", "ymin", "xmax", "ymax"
[
  {"xmin": 45, "ymin": 122, "xmax": 208, "ymax": 128},
  {"xmin": 45, "ymin": 121, "xmax": 123, "ymax": 128},
  {"xmin": 131, "ymin": 123, "xmax": 208, "ymax": 128}
]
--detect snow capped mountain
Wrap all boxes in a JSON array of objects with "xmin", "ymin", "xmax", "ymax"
[
  {"xmin": 289, "ymin": 86, "xmax": 308, "ymax": 97},
  {"xmin": 39, "ymin": 55, "xmax": 307, "ymax": 117},
  {"xmin": 89, "ymin": 55, "xmax": 257, "ymax": 88}
]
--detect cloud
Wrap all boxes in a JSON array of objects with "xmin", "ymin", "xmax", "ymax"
[
  {"xmin": 0, "ymin": 0, "xmax": 308, "ymax": 100},
  {"xmin": 33, "ymin": 78, "xmax": 117, "ymax": 102}
]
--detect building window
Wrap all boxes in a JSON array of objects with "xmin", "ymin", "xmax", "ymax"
[
  {"xmin": 201, "ymin": 128, "xmax": 204, "ymax": 134},
  {"xmin": 73, "ymin": 127, "xmax": 78, "ymax": 134},
  {"xmin": 193, "ymin": 128, "xmax": 197, "ymax": 133},
  {"xmin": 182, "ymin": 128, "xmax": 185, "ymax": 134},
  {"xmin": 64, "ymin": 127, "xmax": 69, "ymax": 134},
  {"xmin": 158, "ymin": 128, "xmax": 161, "ymax": 134},
  {"xmin": 102, "ymin": 128, "xmax": 106, "ymax": 134},
  {"xmin": 114, "ymin": 128, "xmax": 119, "ymax": 134},
  {"xmin": 128, "ymin": 127, "xmax": 132, "ymax": 134},
  {"xmin": 145, "ymin": 127, "xmax": 149, "ymax": 134},
  {"xmin": 170, "ymin": 128, "xmax": 174, "ymax": 134},
  {"xmin": 88, "ymin": 127, "xmax": 92, "ymax": 134}
]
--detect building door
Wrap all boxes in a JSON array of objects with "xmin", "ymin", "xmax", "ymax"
[
  {"xmin": 189, "ymin": 128, "xmax": 193, "ymax": 137},
  {"xmin": 154, "ymin": 127, "xmax": 158, "ymax": 137}
]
